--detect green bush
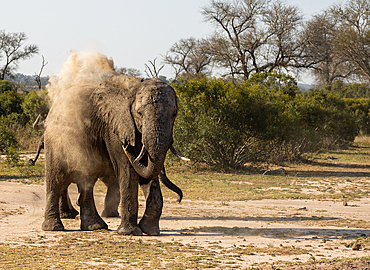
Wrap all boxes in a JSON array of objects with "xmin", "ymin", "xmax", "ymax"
[
  {"xmin": 0, "ymin": 117, "xmax": 18, "ymax": 153},
  {"xmin": 4, "ymin": 146, "xmax": 20, "ymax": 166},
  {"xmin": 0, "ymin": 80, "xmax": 16, "ymax": 93},
  {"xmin": 171, "ymin": 74, "xmax": 358, "ymax": 169},
  {"xmin": 0, "ymin": 90, "xmax": 23, "ymax": 117},
  {"xmin": 0, "ymin": 116, "xmax": 20, "ymax": 166},
  {"xmin": 21, "ymin": 89, "xmax": 49, "ymax": 125},
  {"xmin": 329, "ymin": 81, "xmax": 370, "ymax": 99},
  {"xmin": 343, "ymin": 98, "xmax": 370, "ymax": 135}
]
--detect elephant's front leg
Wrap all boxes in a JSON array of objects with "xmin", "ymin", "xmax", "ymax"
[
  {"xmin": 139, "ymin": 177, "xmax": 163, "ymax": 236},
  {"xmin": 79, "ymin": 180, "xmax": 108, "ymax": 231},
  {"xmin": 117, "ymin": 167, "xmax": 142, "ymax": 235}
]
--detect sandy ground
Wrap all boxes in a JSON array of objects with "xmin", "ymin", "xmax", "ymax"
[{"xmin": 1, "ymin": 180, "xmax": 370, "ymax": 269}]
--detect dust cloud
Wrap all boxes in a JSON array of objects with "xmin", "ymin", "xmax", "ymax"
[
  {"xmin": 44, "ymin": 51, "xmax": 117, "ymax": 169},
  {"xmin": 45, "ymin": 51, "xmax": 116, "ymax": 128},
  {"xmin": 47, "ymin": 51, "xmax": 117, "ymax": 106}
]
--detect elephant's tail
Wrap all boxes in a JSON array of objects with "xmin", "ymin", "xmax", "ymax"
[
  {"xmin": 28, "ymin": 134, "xmax": 45, "ymax": 166},
  {"xmin": 159, "ymin": 166, "xmax": 183, "ymax": 203}
]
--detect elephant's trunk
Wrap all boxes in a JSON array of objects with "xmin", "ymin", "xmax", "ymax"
[{"xmin": 122, "ymin": 144, "xmax": 164, "ymax": 180}]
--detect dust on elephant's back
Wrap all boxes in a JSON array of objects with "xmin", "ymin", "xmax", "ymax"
[{"xmin": 45, "ymin": 85, "xmax": 102, "ymax": 172}]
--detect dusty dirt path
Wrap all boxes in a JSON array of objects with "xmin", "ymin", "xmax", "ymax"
[
  {"xmin": 1, "ymin": 180, "xmax": 370, "ymax": 268},
  {"xmin": 0, "ymin": 181, "xmax": 45, "ymax": 242}
]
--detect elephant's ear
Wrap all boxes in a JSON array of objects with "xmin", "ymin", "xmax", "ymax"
[{"xmin": 91, "ymin": 75, "xmax": 142, "ymax": 146}]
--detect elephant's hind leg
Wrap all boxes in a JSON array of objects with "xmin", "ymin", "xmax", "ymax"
[
  {"xmin": 79, "ymin": 182, "xmax": 108, "ymax": 231},
  {"xmin": 101, "ymin": 173, "xmax": 120, "ymax": 218},
  {"xmin": 59, "ymin": 182, "xmax": 79, "ymax": 219},
  {"xmin": 139, "ymin": 178, "xmax": 163, "ymax": 236},
  {"xmin": 42, "ymin": 174, "xmax": 65, "ymax": 231}
]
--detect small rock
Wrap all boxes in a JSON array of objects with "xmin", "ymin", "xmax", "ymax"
[
  {"xmin": 343, "ymin": 201, "xmax": 348, "ymax": 206},
  {"xmin": 352, "ymin": 243, "xmax": 361, "ymax": 250}
]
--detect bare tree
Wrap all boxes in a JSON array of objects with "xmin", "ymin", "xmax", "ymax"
[
  {"xmin": 202, "ymin": 0, "xmax": 266, "ymax": 80},
  {"xmin": 330, "ymin": 0, "xmax": 370, "ymax": 82},
  {"xmin": 35, "ymin": 55, "xmax": 48, "ymax": 89},
  {"xmin": 144, "ymin": 58, "xmax": 164, "ymax": 78},
  {"xmin": 301, "ymin": 14, "xmax": 352, "ymax": 86},
  {"xmin": 115, "ymin": 66, "xmax": 142, "ymax": 77},
  {"xmin": 0, "ymin": 30, "xmax": 39, "ymax": 80},
  {"xmin": 163, "ymin": 37, "xmax": 213, "ymax": 78},
  {"xmin": 200, "ymin": 0, "xmax": 313, "ymax": 81}
]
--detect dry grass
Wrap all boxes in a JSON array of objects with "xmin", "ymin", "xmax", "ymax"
[{"xmin": 2, "ymin": 137, "xmax": 370, "ymax": 268}]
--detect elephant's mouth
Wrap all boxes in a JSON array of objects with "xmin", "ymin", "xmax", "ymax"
[
  {"xmin": 122, "ymin": 144, "xmax": 153, "ymax": 178},
  {"xmin": 122, "ymin": 144, "xmax": 189, "ymax": 179}
]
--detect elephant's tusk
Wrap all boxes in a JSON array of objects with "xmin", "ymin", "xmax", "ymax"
[
  {"xmin": 170, "ymin": 145, "xmax": 190, "ymax": 161},
  {"xmin": 122, "ymin": 145, "xmax": 137, "ymax": 165},
  {"xmin": 134, "ymin": 145, "xmax": 147, "ymax": 163}
]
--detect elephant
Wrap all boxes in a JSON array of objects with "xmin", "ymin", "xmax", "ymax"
[
  {"xmin": 42, "ymin": 74, "xmax": 185, "ymax": 236},
  {"xmin": 30, "ymin": 125, "xmax": 183, "ymax": 220}
]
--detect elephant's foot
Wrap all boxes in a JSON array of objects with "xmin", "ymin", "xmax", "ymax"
[
  {"xmin": 117, "ymin": 224, "xmax": 143, "ymax": 236},
  {"xmin": 101, "ymin": 209, "xmax": 119, "ymax": 218},
  {"xmin": 80, "ymin": 217, "xmax": 108, "ymax": 231},
  {"xmin": 139, "ymin": 217, "xmax": 160, "ymax": 236},
  {"xmin": 42, "ymin": 218, "xmax": 64, "ymax": 231},
  {"xmin": 60, "ymin": 208, "xmax": 79, "ymax": 219}
]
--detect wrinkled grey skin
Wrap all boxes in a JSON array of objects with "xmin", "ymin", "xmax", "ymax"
[{"xmin": 42, "ymin": 75, "xmax": 180, "ymax": 235}]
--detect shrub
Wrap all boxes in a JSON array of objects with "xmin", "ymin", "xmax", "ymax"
[
  {"xmin": 0, "ymin": 90, "xmax": 23, "ymax": 117},
  {"xmin": 343, "ymin": 98, "xmax": 370, "ymax": 135},
  {"xmin": 0, "ymin": 80, "xmax": 16, "ymax": 93},
  {"xmin": 21, "ymin": 89, "xmax": 49, "ymax": 125},
  {"xmin": 4, "ymin": 146, "xmax": 20, "ymax": 166},
  {"xmin": 171, "ymin": 74, "xmax": 358, "ymax": 169},
  {"xmin": 0, "ymin": 117, "xmax": 20, "ymax": 166},
  {"xmin": 0, "ymin": 117, "xmax": 18, "ymax": 153}
]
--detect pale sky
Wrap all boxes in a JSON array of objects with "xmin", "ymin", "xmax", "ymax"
[{"xmin": 1, "ymin": 0, "xmax": 341, "ymax": 83}]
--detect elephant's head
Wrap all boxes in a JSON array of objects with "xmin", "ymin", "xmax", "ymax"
[{"xmin": 91, "ymin": 75, "xmax": 178, "ymax": 180}]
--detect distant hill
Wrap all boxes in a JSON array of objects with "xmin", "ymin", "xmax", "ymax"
[
  {"xmin": 5, "ymin": 73, "xmax": 49, "ymax": 91},
  {"xmin": 298, "ymin": 83, "xmax": 313, "ymax": 91}
]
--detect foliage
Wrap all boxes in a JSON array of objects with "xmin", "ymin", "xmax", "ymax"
[
  {"xmin": 0, "ymin": 89, "xmax": 22, "ymax": 117},
  {"xmin": 329, "ymin": 81, "xmax": 370, "ymax": 99},
  {"xmin": 21, "ymin": 89, "xmax": 49, "ymax": 124},
  {"xmin": 343, "ymin": 98, "xmax": 370, "ymax": 135},
  {"xmin": 0, "ymin": 80, "xmax": 16, "ymax": 93},
  {"xmin": 0, "ymin": 85, "xmax": 48, "ymax": 154},
  {"xmin": 172, "ymin": 73, "xmax": 358, "ymax": 169},
  {"xmin": 3, "ymin": 146, "xmax": 20, "ymax": 166},
  {"xmin": 0, "ymin": 117, "xmax": 18, "ymax": 153},
  {"xmin": 317, "ymin": 82, "xmax": 370, "ymax": 135},
  {"xmin": 0, "ymin": 117, "xmax": 20, "ymax": 166}
]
